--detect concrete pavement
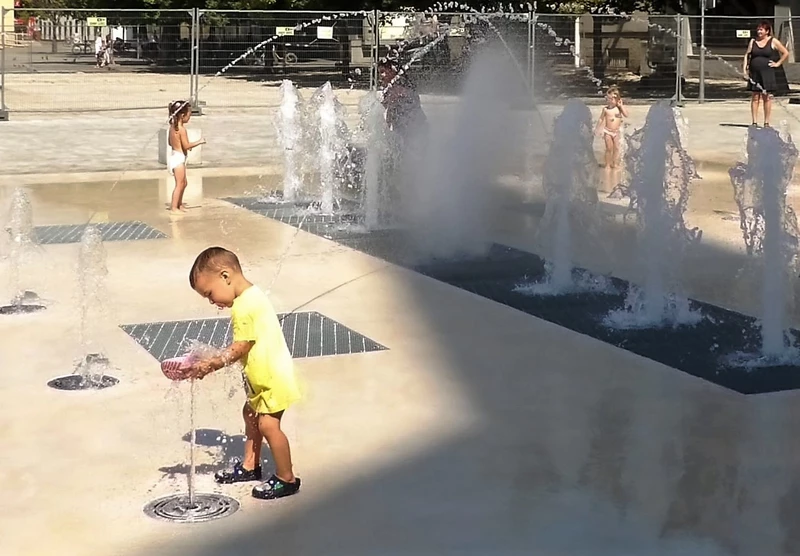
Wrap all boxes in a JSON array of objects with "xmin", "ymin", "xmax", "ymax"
[{"xmin": 2, "ymin": 93, "xmax": 798, "ymax": 179}]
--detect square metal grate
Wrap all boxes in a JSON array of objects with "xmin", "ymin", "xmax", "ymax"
[
  {"xmin": 121, "ymin": 311, "xmax": 386, "ymax": 362},
  {"xmin": 35, "ymin": 221, "xmax": 166, "ymax": 245},
  {"xmin": 223, "ymin": 197, "xmax": 361, "ymax": 226}
]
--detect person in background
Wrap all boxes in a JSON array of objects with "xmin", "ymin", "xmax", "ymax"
[
  {"xmin": 167, "ymin": 100, "xmax": 205, "ymax": 214},
  {"xmin": 104, "ymin": 33, "xmax": 114, "ymax": 66},
  {"xmin": 743, "ymin": 20, "xmax": 789, "ymax": 128},
  {"xmin": 94, "ymin": 33, "xmax": 105, "ymax": 68},
  {"xmin": 378, "ymin": 58, "xmax": 427, "ymax": 140},
  {"xmin": 594, "ymin": 85, "xmax": 628, "ymax": 169}
]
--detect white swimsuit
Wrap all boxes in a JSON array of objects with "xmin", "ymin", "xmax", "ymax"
[{"xmin": 168, "ymin": 149, "xmax": 186, "ymax": 175}]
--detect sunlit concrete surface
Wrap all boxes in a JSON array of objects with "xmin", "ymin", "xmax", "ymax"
[{"xmin": 2, "ymin": 98, "xmax": 797, "ymax": 177}]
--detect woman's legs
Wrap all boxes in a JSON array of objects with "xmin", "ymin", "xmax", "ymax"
[
  {"xmin": 170, "ymin": 165, "xmax": 188, "ymax": 212},
  {"xmin": 751, "ymin": 93, "xmax": 761, "ymax": 125},
  {"xmin": 763, "ymin": 93, "xmax": 773, "ymax": 126}
]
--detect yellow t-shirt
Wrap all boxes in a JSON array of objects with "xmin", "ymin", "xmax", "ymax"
[{"xmin": 231, "ymin": 285, "xmax": 300, "ymax": 414}]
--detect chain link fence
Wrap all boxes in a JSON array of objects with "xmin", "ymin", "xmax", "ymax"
[
  {"xmin": 193, "ymin": 10, "xmax": 374, "ymax": 109},
  {"xmin": 684, "ymin": 15, "xmax": 797, "ymax": 100},
  {"xmin": 1, "ymin": 8, "xmax": 799, "ymax": 116},
  {"xmin": 1, "ymin": 8, "xmax": 192, "ymax": 113}
]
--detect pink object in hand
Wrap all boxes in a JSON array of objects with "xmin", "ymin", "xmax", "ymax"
[{"xmin": 161, "ymin": 356, "xmax": 193, "ymax": 381}]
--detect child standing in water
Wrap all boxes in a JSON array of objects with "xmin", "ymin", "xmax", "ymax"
[
  {"xmin": 167, "ymin": 100, "xmax": 205, "ymax": 214},
  {"xmin": 186, "ymin": 247, "xmax": 302, "ymax": 500},
  {"xmin": 595, "ymin": 86, "xmax": 628, "ymax": 168}
]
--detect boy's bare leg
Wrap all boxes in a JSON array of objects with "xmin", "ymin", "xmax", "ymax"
[
  {"xmin": 241, "ymin": 402, "xmax": 263, "ymax": 471},
  {"xmin": 258, "ymin": 410, "xmax": 296, "ymax": 483}
]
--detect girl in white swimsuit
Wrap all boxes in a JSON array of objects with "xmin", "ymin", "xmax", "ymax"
[
  {"xmin": 168, "ymin": 100, "xmax": 206, "ymax": 213},
  {"xmin": 594, "ymin": 86, "xmax": 628, "ymax": 169}
]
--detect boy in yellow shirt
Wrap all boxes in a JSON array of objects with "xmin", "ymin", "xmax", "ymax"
[{"xmin": 187, "ymin": 247, "xmax": 301, "ymax": 500}]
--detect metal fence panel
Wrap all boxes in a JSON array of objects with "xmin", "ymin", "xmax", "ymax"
[
  {"xmin": 530, "ymin": 13, "xmax": 681, "ymax": 100},
  {"xmin": 686, "ymin": 15, "xmax": 799, "ymax": 101},
  {"xmin": 2, "ymin": 8, "xmax": 192, "ymax": 112},
  {"xmin": 12, "ymin": 9, "xmax": 800, "ymax": 114},
  {"xmin": 194, "ymin": 10, "xmax": 374, "ymax": 108},
  {"xmin": 377, "ymin": 11, "xmax": 530, "ymax": 99}
]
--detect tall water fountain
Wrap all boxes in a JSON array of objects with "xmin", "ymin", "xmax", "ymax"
[
  {"xmin": 515, "ymin": 99, "xmax": 610, "ymax": 295},
  {"xmin": 358, "ymin": 91, "xmax": 392, "ymax": 230},
  {"xmin": 275, "ymin": 80, "xmax": 305, "ymax": 203},
  {"xmin": 306, "ymin": 82, "xmax": 352, "ymax": 214},
  {"xmin": 48, "ymin": 226, "xmax": 118, "ymax": 390},
  {"xmin": 1, "ymin": 187, "xmax": 45, "ymax": 315},
  {"xmin": 605, "ymin": 102, "xmax": 702, "ymax": 328},
  {"xmin": 406, "ymin": 49, "xmax": 521, "ymax": 260},
  {"xmin": 729, "ymin": 126, "xmax": 800, "ymax": 360}
]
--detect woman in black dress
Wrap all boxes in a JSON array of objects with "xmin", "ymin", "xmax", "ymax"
[{"xmin": 743, "ymin": 20, "xmax": 789, "ymax": 127}]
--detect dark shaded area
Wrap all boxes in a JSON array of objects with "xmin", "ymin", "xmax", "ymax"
[{"xmin": 224, "ymin": 196, "xmax": 800, "ymax": 395}]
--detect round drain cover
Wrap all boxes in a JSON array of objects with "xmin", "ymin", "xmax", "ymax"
[
  {"xmin": 144, "ymin": 493, "xmax": 240, "ymax": 523},
  {"xmin": 47, "ymin": 374, "xmax": 119, "ymax": 390},
  {"xmin": 0, "ymin": 304, "xmax": 46, "ymax": 315}
]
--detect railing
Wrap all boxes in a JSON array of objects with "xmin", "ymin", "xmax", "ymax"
[
  {"xmin": 0, "ymin": 8, "xmax": 796, "ymax": 116},
  {"xmin": 0, "ymin": 32, "xmax": 27, "ymax": 48}
]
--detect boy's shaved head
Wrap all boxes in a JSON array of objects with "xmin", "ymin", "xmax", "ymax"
[{"xmin": 189, "ymin": 247, "xmax": 242, "ymax": 288}]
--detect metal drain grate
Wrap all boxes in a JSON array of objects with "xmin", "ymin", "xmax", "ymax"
[
  {"xmin": 47, "ymin": 374, "xmax": 119, "ymax": 390},
  {"xmin": 0, "ymin": 304, "xmax": 46, "ymax": 315},
  {"xmin": 121, "ymin": 311, "xmax": 386, "ymax": 362},
  {"xmin": 143, "ymin": 493, "xmax": 239, "ymax": 523},
  {"xmin": 224, "ymin": 197, "xmax": 361, "ymax": 225},
  {"xmin": 34, "ymin": 221, "xmax": 166, "ymax": 245}
]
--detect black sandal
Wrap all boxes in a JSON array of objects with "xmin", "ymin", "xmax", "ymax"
[
  {"xmin": 214, "ymin": 460, "xmax": 262, "ymax": 484},
  {"xmin": 252, "ymin": 474, "xmax": 301, "ymax": 500}
]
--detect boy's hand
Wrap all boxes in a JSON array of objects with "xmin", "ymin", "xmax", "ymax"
[{"xmin": 187, "ymin": 360, "xmax": 215, "ymax": 380}]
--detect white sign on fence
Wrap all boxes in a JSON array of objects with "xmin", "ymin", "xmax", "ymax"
[
  {"xmin": 317, "ymin": 26, "xmax": 333, "ymax": 40},
  {"xmin": 276, "ymin": 26, "xmax": 295, "ymax": 36},
  {"xmin": 87, "ymin": 17, "xmax": 107, "ymax": 27},
  {"xmin": 736, "ymin": 29, "xmax": 751, "ymax": 38}
]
